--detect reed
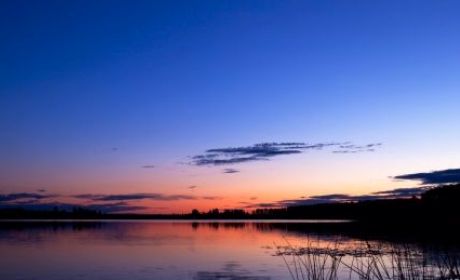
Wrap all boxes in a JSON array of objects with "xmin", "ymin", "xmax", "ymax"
[{"xmin": 277, "ymin": 240, "xmax": 460, "ymax": 280}]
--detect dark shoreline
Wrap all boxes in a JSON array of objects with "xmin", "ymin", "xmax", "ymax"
[
  {"xmin": 2, "ymin": 183, "xmax": 459, "ymax": 227},
  {"xmin": 1, "ymin": 218, "xmax": 460, "ymax": 249}
]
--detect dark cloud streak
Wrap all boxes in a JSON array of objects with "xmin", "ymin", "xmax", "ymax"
[
  {"xmin": 245, "ymin": 186, "xmax": 428, "ymax": 208},
  {"xmin": 73, "ymin": 193, "xmax": 221, "ymax": 202},
  {"xmin": 223, "ymin": 168, "xmax": 240, "ymax": 174},
  {"xmin": 74, "ymin": 193, "xmax": 196, "ymax": 201},
  {"xmin": 0, "ymin": 192, "xmax": 55, "ymax": 202},
  {"xmin": 191, "ymin": 142, "xmax": 381, "ymax": 166},
  {"xmin": 393, "ymin": 168, "xmax": 460, "ymax": 185}
]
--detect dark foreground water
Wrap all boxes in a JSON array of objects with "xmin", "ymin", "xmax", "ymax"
[{"xmin": 0, "ymin": 220, "xmax": 458, "ymax": 280}]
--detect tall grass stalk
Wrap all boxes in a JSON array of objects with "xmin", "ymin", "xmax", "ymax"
[{"xmin": 277, "ymin": 241, "xmax": 460, "ymax": 280}]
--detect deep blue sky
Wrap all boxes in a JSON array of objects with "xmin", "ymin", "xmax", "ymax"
[{"xmin": 1, "ymin": 1, "xmax": 460, "ymax": 212}]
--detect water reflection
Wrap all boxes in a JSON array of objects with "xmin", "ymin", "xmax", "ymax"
[
  {"xmin": 193, "ymin": 262, "xmax": 271, "ymax": 280},
  {"xmin": 0, "ymin": 220, "xmax": 459, "ymax": 280}
]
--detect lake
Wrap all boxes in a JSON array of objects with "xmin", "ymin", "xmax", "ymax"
[{"xmin": 0, "ymin": 220, "xmax": 459, "ymax": 280}]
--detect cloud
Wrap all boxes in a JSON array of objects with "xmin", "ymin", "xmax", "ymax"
[
  {"xmin": 192, "ymin": 154, "xmax": 267, "ymax": 166},
  {"xmin": 277, "ymin": 198, "xmax": 342, "ymax": 207},
  {"xmin": 373, "ymin": 187, "xmax": 429, "ymax": 197},
  {"xmin": 74, "ymin": 193, "xmax": 221, "ymax": 202},
  {"xmin": 0, "ymin": 190, "xmax": 220, "ymax": 214},
  {"xmin": 0, "ymin": 189, "xmax": 221, "ymax": 214},
  {"xmin": 283, "ymin": 187, "xmax": 427, "ymax": 207},
  {"xmin": 86, "ymin": 202, "xmax": 149, "ymax": 213},
  {"xmin": 309, "ymin": 194, "xmax": 353, "ymax": 200},
  {"xmin": 223, "ymin": 168, "xmax": 240, "ymax": 174},
  {"xmin": 244, "ymin": 186, "xmax": 428, "ymax": 209},
  {"xmin": 333, "ymin": 143, "xmax": 382, "ymax": 153},
  {"xmin": 246, "ymin": 202, "xmax": 285, "ymax": 208},
  {"xmin": 0, "ymin": 192, "xmax": 55, "ymax": 202},
  {"xmin": 393, "ymin": 168, "xmax": 460, "ymax": 185},
  {"xmin": 188, "ymin": 185, "xmax": 198, "ymax": 190},
  {"xmin": 141, "ymin": 165, "xmax": 155, "ymax": 169},
  {"xmin": 0, "ymin": 202, "xmax": 76, "ymax": 211},
  {"xmin": 191, "ymin": 142, "xmax": 381, "ymax": 166},
  {"xmin": 0, "ymin": 201, "xmax": 149, "ymax": 214},
  {"xmin": 202, "ymin": 196, "xmax": 221, "ymax": 200},
  {"xmin": 74, "ymin": 193, "xmax": 197, "ymax": 201}
]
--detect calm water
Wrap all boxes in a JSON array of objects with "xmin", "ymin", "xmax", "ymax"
[{"xmin": 0, "ymin": 220, "xmax": 458, "ymax": 280}]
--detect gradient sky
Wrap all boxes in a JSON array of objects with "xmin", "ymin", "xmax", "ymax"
[{"xmin": 1, "ymin": 1, "xmax": 460, "ymax": 213}]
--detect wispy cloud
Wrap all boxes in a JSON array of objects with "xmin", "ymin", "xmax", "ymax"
[
  {"xmin": 202, "ymin": 196, "xmax": 221, "ymax": 200},
  {"xmin": 0, "ymin": 190, "xmax": 221, "ymax": 214},
  {"xmin": 74, "ymin": 193, "xmax": 221, "ymax": 202},
  {"xmin": 285, "ymin": 186, "xmax": 427, "ymax": 206},
  {"xmin": 141, "ymin": 165, "xmax": 155, "ymax": 169},
  {"xmin": 0, "ymin": 200, "xmax": 150, "ymax": 214},
  {"xmin": 245, "ymin": 186, "xmax": 427, "ymax": 208},
  {"xmin": 0, "ymin": 187, "xmax": 224, "ymax": 215},
  {"xmin": 86, "ymin": 202, "xmax": 149, "ymax": 213},
  {"xmin": 332, "ymin": 143, "xmax": 382, "ymax": 154},
  {"xmin": 191, "ymin": 142, "xmax": 381, "ymax": 166},
  {"xmin": 74, "ymin": 193, "xmax": 196, "ymax": 201},
  {"xmin": 246, "ymin": 202, "xmax": 284, "ymax": 208},
  {"xmin": 0, "ymin": 192, "xmax": 55, "ymax": 202},
  {"xmin": 393, "ymin": 168, "xmax": 460, "ymax": 185},
  {"xmin": 373, "ymin": 187, "xmax": 430, "ymax": 196},
  {"xmin": 223, "ymin": 168, "xmax": 240, "ymax": 174},
  {"xmin": 0, "ymin": 202, "xmax": 75, "ymax": 211}
]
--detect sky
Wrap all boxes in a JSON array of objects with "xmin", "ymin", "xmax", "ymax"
[{"xmin": 1, "ymin": 0, "xmax": 460, "ymax": 213}]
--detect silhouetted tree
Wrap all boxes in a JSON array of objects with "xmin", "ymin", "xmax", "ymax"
[{"xmin": 191, "ymin": 209, "xmax": 200, "ymax": 218}]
